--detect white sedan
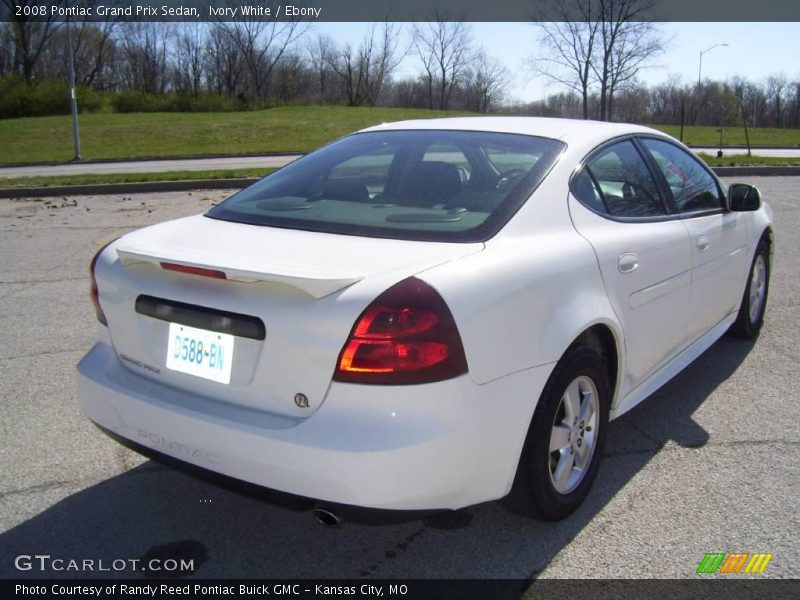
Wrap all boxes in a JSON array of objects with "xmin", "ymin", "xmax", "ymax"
[{"xmin": 77, "ymin": 117, "xmax": 773, "ymax": 521}]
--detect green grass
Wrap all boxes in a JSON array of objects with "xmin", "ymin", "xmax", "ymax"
[
  {"xmin": 651, "ymin": 125, "xmax": 800, "ymax": 147},
  {"xmin": 697, "ymin": 154, "xmax": 800, "ymax": 167},
  {"xmin": 0, "ymin": 168, "xmax": 274, "ymax": 188},
  {"xmin": 1, "ymin": 106, "xmax": 797, "ymax": 169},
  {"xmin": 0, "ymin": 106, "xmax": 471, "ymax": 165}
]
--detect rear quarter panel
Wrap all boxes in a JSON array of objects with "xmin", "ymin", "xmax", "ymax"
[{"xmin": 420, "ymin": 220, "xmax": 621, "ymax": 387}]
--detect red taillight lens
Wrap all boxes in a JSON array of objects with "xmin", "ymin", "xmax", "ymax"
[
  {"xmin": 89, "ymin": 239, "xmax": 117, "ymax": 326},
  {"xmin": 334, "ymin": 277, "xmax": 468, "ymax": 384},
  {"xmin": 160, "ymin": 262, "xmax": 227, "ymax": 279}
]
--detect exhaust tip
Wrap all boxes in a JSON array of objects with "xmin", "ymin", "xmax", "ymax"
[{"xmin": 312, "ymin": 507, "xmax": 343, "ymax": 527}]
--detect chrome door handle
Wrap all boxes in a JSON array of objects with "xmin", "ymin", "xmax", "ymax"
[
  {"xmin": 618, "ymin": 252, "xmax": 639, "ymax": 274},
  {"xmin": 696, "ymin": 236, "xmax": 711, "ymax": 253}
]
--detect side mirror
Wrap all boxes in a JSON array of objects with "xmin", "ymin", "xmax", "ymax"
[{"xmin": 728, "ymin": 184, "xmax": 761, "ymax": 212}]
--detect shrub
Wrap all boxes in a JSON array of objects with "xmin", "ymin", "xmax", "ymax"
[
  {"xmin": 111, "ymin": 91, "xmax": 167, "ymax": 113},
  {"xmin": 111, "ymin": 91, "xmax": 246, "ymax": 113},
  {"xmin": 162, "ymin": 91, "xmax": 248, "ymax": 112},
  {"xmin": 0, "ymin": 76, "xmax": 106, "ymax": 118},
  {"xmin": 0, "ymin": 78, "xmax": 255, "ymax": 118}
]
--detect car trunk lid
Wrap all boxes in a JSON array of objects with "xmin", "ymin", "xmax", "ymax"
[{"xmin": 96, "ymin": 214, "xmax": 482, "ymax": 418}]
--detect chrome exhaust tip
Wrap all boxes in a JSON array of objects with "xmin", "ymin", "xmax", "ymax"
[{"xmin": 312, "ymin": 507, "xmax": 343, "ymax": 527}]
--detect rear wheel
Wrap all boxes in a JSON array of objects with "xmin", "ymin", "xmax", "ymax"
[
  {"xmin": 729, "ymin": 239, "xmax": 770, "ymax": 339},
  {"xmin": 507, "ymin": 346, "xmax": 609, "ymax": 520}
]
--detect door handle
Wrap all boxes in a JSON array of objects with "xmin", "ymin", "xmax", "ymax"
[
  {"xmin": 696, "ymin": 236, "xmax": 711, "ymax": 253},
  {"xmin": 618, "ymin": 252, "xmax": 639, "ymax": 274}
]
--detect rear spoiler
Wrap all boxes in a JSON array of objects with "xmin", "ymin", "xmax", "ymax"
[{"xmin": 115, "ymin": 246, "xmax": 363, "ymax": 299}]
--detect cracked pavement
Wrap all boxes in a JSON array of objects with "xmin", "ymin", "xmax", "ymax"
[{"xmin": 0, "ymin": 179, "xmax": 798, "ymax": 581}]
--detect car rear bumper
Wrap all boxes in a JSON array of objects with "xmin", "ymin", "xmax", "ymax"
[{"xmin": 77, "ymin": 340, "xmax": 553, "ymax": 511}]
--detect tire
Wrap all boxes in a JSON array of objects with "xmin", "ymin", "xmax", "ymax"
[
  {"xmin": 728, "ymin": 239, "xmax": 770, "ymax": 339},
  {"xmin": 506, "ymin": 346, "xmax": 610, "ymax": 520}
]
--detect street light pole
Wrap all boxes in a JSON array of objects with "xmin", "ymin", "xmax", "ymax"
[
  {"xmin": 698, "ymin": 43, "xmax": 729, "ymax": 89},
  {"xmin": 66, "ymin": 17, "xmax": 82, "ymax": 162}
]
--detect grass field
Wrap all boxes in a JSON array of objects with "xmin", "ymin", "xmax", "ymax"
[
  {"xmin": 697, "ymin": 154, "xmax": 800, "ymax": 167},
  {"xmin": 0, "ymin": 106, "xmax": 469, "ymax": 165},
  {"xmin": 656, "ymin": 125, "xmax": 800, "ymax": 148},
  {"xmin": 0, "ymin": 106, "xmax": 798, "ymax": 166}
]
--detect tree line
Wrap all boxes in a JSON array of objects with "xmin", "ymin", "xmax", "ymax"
[
  {"xmin": 1, "ymin": 0, "xmax": 798, "ymax": 129},
  {"xmin": 1, "ymin": 3, "xmax": 508, "ymax": 114},
  {"xmin": 509, "ymin": 74, "xmax": 800, "ymax": 130}
]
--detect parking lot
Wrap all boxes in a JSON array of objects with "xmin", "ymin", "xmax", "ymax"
[{"xmin": 0, "ymin": 177, "xmax": 798, "ymax": 582}]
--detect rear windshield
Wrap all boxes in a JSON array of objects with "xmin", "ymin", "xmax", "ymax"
[{"xmin": 206, "ymin": 130, "xmax": 565, "ymax": 242}]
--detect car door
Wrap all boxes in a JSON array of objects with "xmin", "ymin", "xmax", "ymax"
[
  {"xmin": 568, "ymin": 139, "xmax": 694, "ymax": 397},
  {"xmin": 639, "ymin": 138, "xmax": 749, "ymax": 338}
]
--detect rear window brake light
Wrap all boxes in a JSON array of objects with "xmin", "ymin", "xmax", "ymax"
[{"xmin": 160, "ymin": 262, "xmax": 227, "ymax": 279}]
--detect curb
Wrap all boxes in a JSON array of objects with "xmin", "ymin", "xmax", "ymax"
[{"xmin": 2, "ymin": 167, "xmax": 799, "ymax": 199}]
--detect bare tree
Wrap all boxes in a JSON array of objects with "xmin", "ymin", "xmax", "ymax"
[
  {"xmin": 612, "ymin": 81, "xmax": 649, "ymax": 122},
  {"xmin": 412, "ymin": 13, "xmax": 473, "ymax": 110},
  {"xmin": 117, "ymin": 22, "xmax": 172, "ymax": 94},
  {"xmin": 0, "ymin": 23, "xmax": 14, "ymax": 76},
  {"xmin": 272, "ymin": 51, "xmax": 308, "ymax": 103},
  {"xmin": 306, "ymin": 34, "xmax": 336, "ymax": 101},
  {"xmin": 219, "ymin": 16, "xmax": 308, "ymax": 101},
  {"xmin": 328, "ymin": 22, "xmax": 404, "ymax": 106},
  {"xmin": 765, "ymin": 73, "xmax": 788, "ymax": 127},
  {"xmin": 206, "ymin": 24, "xmax": 244, "ymax": 97},
  {"xmin": 2, "ymin": 0, "xmax": 61, "ymax": 82},
  {"xmin": 531, "ymin": 0, "xmax": 664, "ymax": 121},
  {"xmin": 173, "ymin": 23, "xmax": 208, "ymax": 94},
  {"xmin": 649, "ymin": 74, "xmax": 685, "ymax": 123},
  {"xmin": 35, "ymin": 22, "xmax": 118, "ymax": 89},
  {"xmin": 72, "ymin": 21, "xmax": 118, "ymax": 89},
  {"xmin": 593, "ymin": 0, "xmax": 663, "ymax": 121},
  {"xmin": 530, "ymin": 0, "xmax": 598, "ymax": 119},
  {"xmin": 544, "ymin": 91, "xmax": 583, "ymax": 118},
  {"xmin": 391, "ymin": 77, "xmax": 428, "ymax": 109},
  {"xmin": 462, "ymin": 51, "xmax": 509, "ymax": 112},
  {"xmin": 730, "ymin": 75, "xmax": 762, "ymax": 127}
]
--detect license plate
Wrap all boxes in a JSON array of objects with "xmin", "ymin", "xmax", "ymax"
[{"xmin": 166, "ymin": 323, "xmax": 234, "ymax": 384}]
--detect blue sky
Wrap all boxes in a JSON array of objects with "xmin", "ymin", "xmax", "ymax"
[{"xmin": 313, "ymin": 22, "xmax": 799, "ymax": 102}]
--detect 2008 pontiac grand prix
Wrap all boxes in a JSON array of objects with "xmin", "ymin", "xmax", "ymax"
[{"xmin": 78, "ymin": 117, "xmax": 773, "ymax": 520}]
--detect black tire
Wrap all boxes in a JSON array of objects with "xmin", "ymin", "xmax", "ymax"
[
  {"xmin": 506, "ymin": 346, "xmax": 610, "ymax": 520},
  {"xmin": 728, "ymin": 239, "xmax": 770, "ymax": 339}
]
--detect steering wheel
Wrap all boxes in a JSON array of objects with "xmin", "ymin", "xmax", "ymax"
[{"xmin": 495, "ymin": 168, "xmax": 528, "ymax": 190}]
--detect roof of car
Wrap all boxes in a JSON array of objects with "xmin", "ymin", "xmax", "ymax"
[{"xmin": 360, "ymin": 116, "xmax": 665, "ymax": 145}]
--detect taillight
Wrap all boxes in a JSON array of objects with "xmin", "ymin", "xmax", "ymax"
[
  {"xmin": 160, "ymin": 262, "xmax": 227, "ymax": 279},
  {"xmin": 334, "ymin": 277, "xmax": 468, "ymax": 385},
  {"xmin": 89, "ymin": 239, "xmax": 117, "ymax": 326}
]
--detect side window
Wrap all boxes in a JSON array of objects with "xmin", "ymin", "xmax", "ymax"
[
  {"xmin": 574, "ymin": 141, "xmax": 665, "ymax": 218},
  {"xmin": 641, "ymin": 138, "xmax": 723, "ymax": 213},
  {"xmin": 572, "ymin": 169, "xmax": 605, "ymax": 213}
]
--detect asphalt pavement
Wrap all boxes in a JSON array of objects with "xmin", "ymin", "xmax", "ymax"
[{"xmin": 0, "ymin": 179, "xmax": 798, "ymax": 582}]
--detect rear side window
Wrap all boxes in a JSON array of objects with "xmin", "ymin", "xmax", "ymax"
[
  {"xmin": 573, "ymin": 141, "xmax": 665, "ymax": 218},
  {"xmin": 206, "ymin": 130, "xmax": 565, "ymax": 242},
  {"xmin": 640, "ymin": 138, "xmax": 724, "ymax": 213}
]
